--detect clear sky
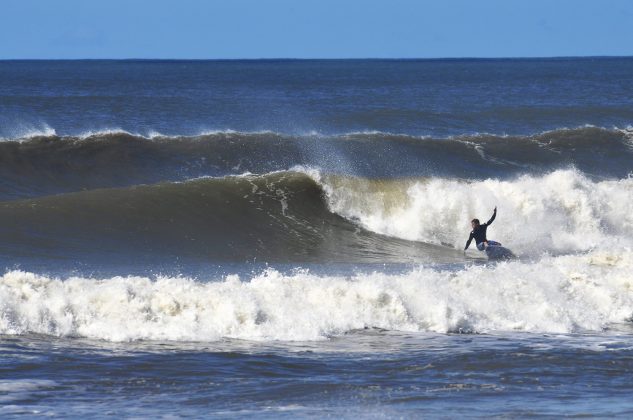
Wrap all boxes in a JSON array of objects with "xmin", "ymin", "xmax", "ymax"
[{"xmin": 1, "ymin": 0, "xmax": 632, "ymax": 59}]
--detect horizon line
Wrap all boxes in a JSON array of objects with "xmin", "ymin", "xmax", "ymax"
[{"xmin": 1, "ymin": 55, "xmax": 633, "ymax": 62}]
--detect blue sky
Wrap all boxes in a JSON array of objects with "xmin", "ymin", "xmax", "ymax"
[{"xmin": 1, "ymin": 0, "xmax": 632, "ymax": 59}]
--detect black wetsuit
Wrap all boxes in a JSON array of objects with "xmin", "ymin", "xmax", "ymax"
[{"xmin": 464, "ymin": 209, "xmax": 496, "ymax": 250}]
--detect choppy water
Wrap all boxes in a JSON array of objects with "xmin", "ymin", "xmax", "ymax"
[
  {"xmin": 1, "ymin": 58, "xmax": 633, "ymax": 417},
  {"xmin": 3, "ymin": 331, "xmax": 633, "ymax": 418}
]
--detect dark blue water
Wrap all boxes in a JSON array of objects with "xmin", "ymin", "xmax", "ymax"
[
  {"xmin": 2, "ymin": 58, "xmax": 633, "ymax": 138},
  {"xmin": 3, "ymin": 332, "xmax": 633, "ymax": 418},
  {"xmin": 1, "ymin": 59, "xmax": 633, "ymax": 417}
]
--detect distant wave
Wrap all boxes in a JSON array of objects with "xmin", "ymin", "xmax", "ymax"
[
  {"xmin": 3, "ymin": 124, "xmax": 632, "ymax": 142},
  {"xmin": 1, "ymin": 248, "xmax": 632, "ymax": 341},
  {"xmin": 0, "ymin": 128, "xmax": 286, "ymax": 142},
  {"xmin": 0, "ymin": 126, "xmax": 632, "ymax": 200}
]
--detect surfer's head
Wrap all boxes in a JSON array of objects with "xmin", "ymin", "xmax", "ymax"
[{"xmin": 471, "ymin": 218, "xmax": 480, "ymax": 228}]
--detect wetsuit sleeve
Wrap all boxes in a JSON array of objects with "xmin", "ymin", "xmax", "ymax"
[
  {"xmin": 464, "ymin": 232, "xmax": 474, "ymax": 250},
  {"xmin": 485, "ymin": 208, "xmax": 497, "ymax": 226}
]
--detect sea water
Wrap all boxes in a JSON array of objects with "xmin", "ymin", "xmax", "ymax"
[{"xmin": 1, "ymin": 58, "xmax": 633, "ymax": 417}]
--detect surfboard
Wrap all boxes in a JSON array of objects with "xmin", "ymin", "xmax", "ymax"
[{"xmin": 485, "ymin": 245, "xmax": 516, "ymax": 260}]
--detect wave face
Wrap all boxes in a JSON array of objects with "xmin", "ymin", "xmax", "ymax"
[
  {"xmin": 1, "ymin": 249, "xmax": 632, "ymax": 341},
  {"xmin": 1, "ymin": 168, "xmax": 631, "ymax": 264},
  {"xmin": 0, "ymin": 171, "xmax": 456, "ymax": 264},
  {"xmin": 0, "ymin": 127, "xmax": 632, "ymax": 200}
]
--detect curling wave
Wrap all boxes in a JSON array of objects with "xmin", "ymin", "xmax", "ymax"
[
  {"xmin": 0, "ymin": 168, "xmax": 631, "ymax": 264},
  {"xmin": 0, "ymin": 171, "xmax": 456, "ymax": 264}
]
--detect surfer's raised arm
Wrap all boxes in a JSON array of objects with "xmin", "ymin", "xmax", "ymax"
[{"xmin": 485, "ymin": 206, "xmax": 497, "ymax": 226}]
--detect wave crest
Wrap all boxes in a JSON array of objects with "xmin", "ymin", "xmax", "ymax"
[{"xmin": 1, "ymin": 126, "xmax": 632, "ymax": 200}]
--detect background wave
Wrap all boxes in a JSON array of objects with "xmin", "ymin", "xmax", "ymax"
[{"xmin": 0, "ymin": 126, "xmax": 631, "ymax": 200}]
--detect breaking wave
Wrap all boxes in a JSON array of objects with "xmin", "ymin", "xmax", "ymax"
[
  {"xmin": 1, "ymin": 249, "xmax": 632, "ymax": 341},
  {"xmin": 321, "ymin": 168, "xmax": 633, "ymax": 255},
  {"xmin": 1, "ymin": 168, "xmax": 631, "ymax": 263}
]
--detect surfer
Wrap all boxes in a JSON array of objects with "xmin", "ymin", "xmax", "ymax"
[{"xmin": 464, "ymin": 206, "xmax": 501, "ymax": 251}]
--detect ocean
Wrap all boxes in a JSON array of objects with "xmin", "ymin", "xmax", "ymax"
[{"xmin": 1, "ymin": 58, "xmax": 633, "ymax": 417}]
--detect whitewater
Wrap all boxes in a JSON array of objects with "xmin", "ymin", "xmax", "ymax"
[
  {"xmin": 2, "ymin": 249, "xmax": 632, "ymax": 341},
  {"xmin": 320, "ymin": 168, "xmax": 632, "ymax": 252}
]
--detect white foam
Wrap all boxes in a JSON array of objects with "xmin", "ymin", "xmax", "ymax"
[
  {"xmin": 75, "ymin": 128, "xmax": 142, "ymax": 139},
  {"xmin": 312, "ymin": 169, "xmax": 633, "ymax": 256},
  {"xmin": 195, "ymin": 129, "xmax": 282, "ymax": 137},
  {"xmin": 1, "ymin": 249, "xmax": 632, "ymax": 342},
  {"xmin": 73, "ymin": 128, "xmax": 282, "ymax": 140}
]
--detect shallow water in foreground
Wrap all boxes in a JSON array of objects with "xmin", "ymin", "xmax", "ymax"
[{"xmin": 2, "ymin": 330, "xmax": 633, "ymax": 418}]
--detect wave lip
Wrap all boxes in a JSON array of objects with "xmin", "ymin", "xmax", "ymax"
[{"xmin": 1, "ymin": 249, "xmax": 631, "ymax": 341}]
